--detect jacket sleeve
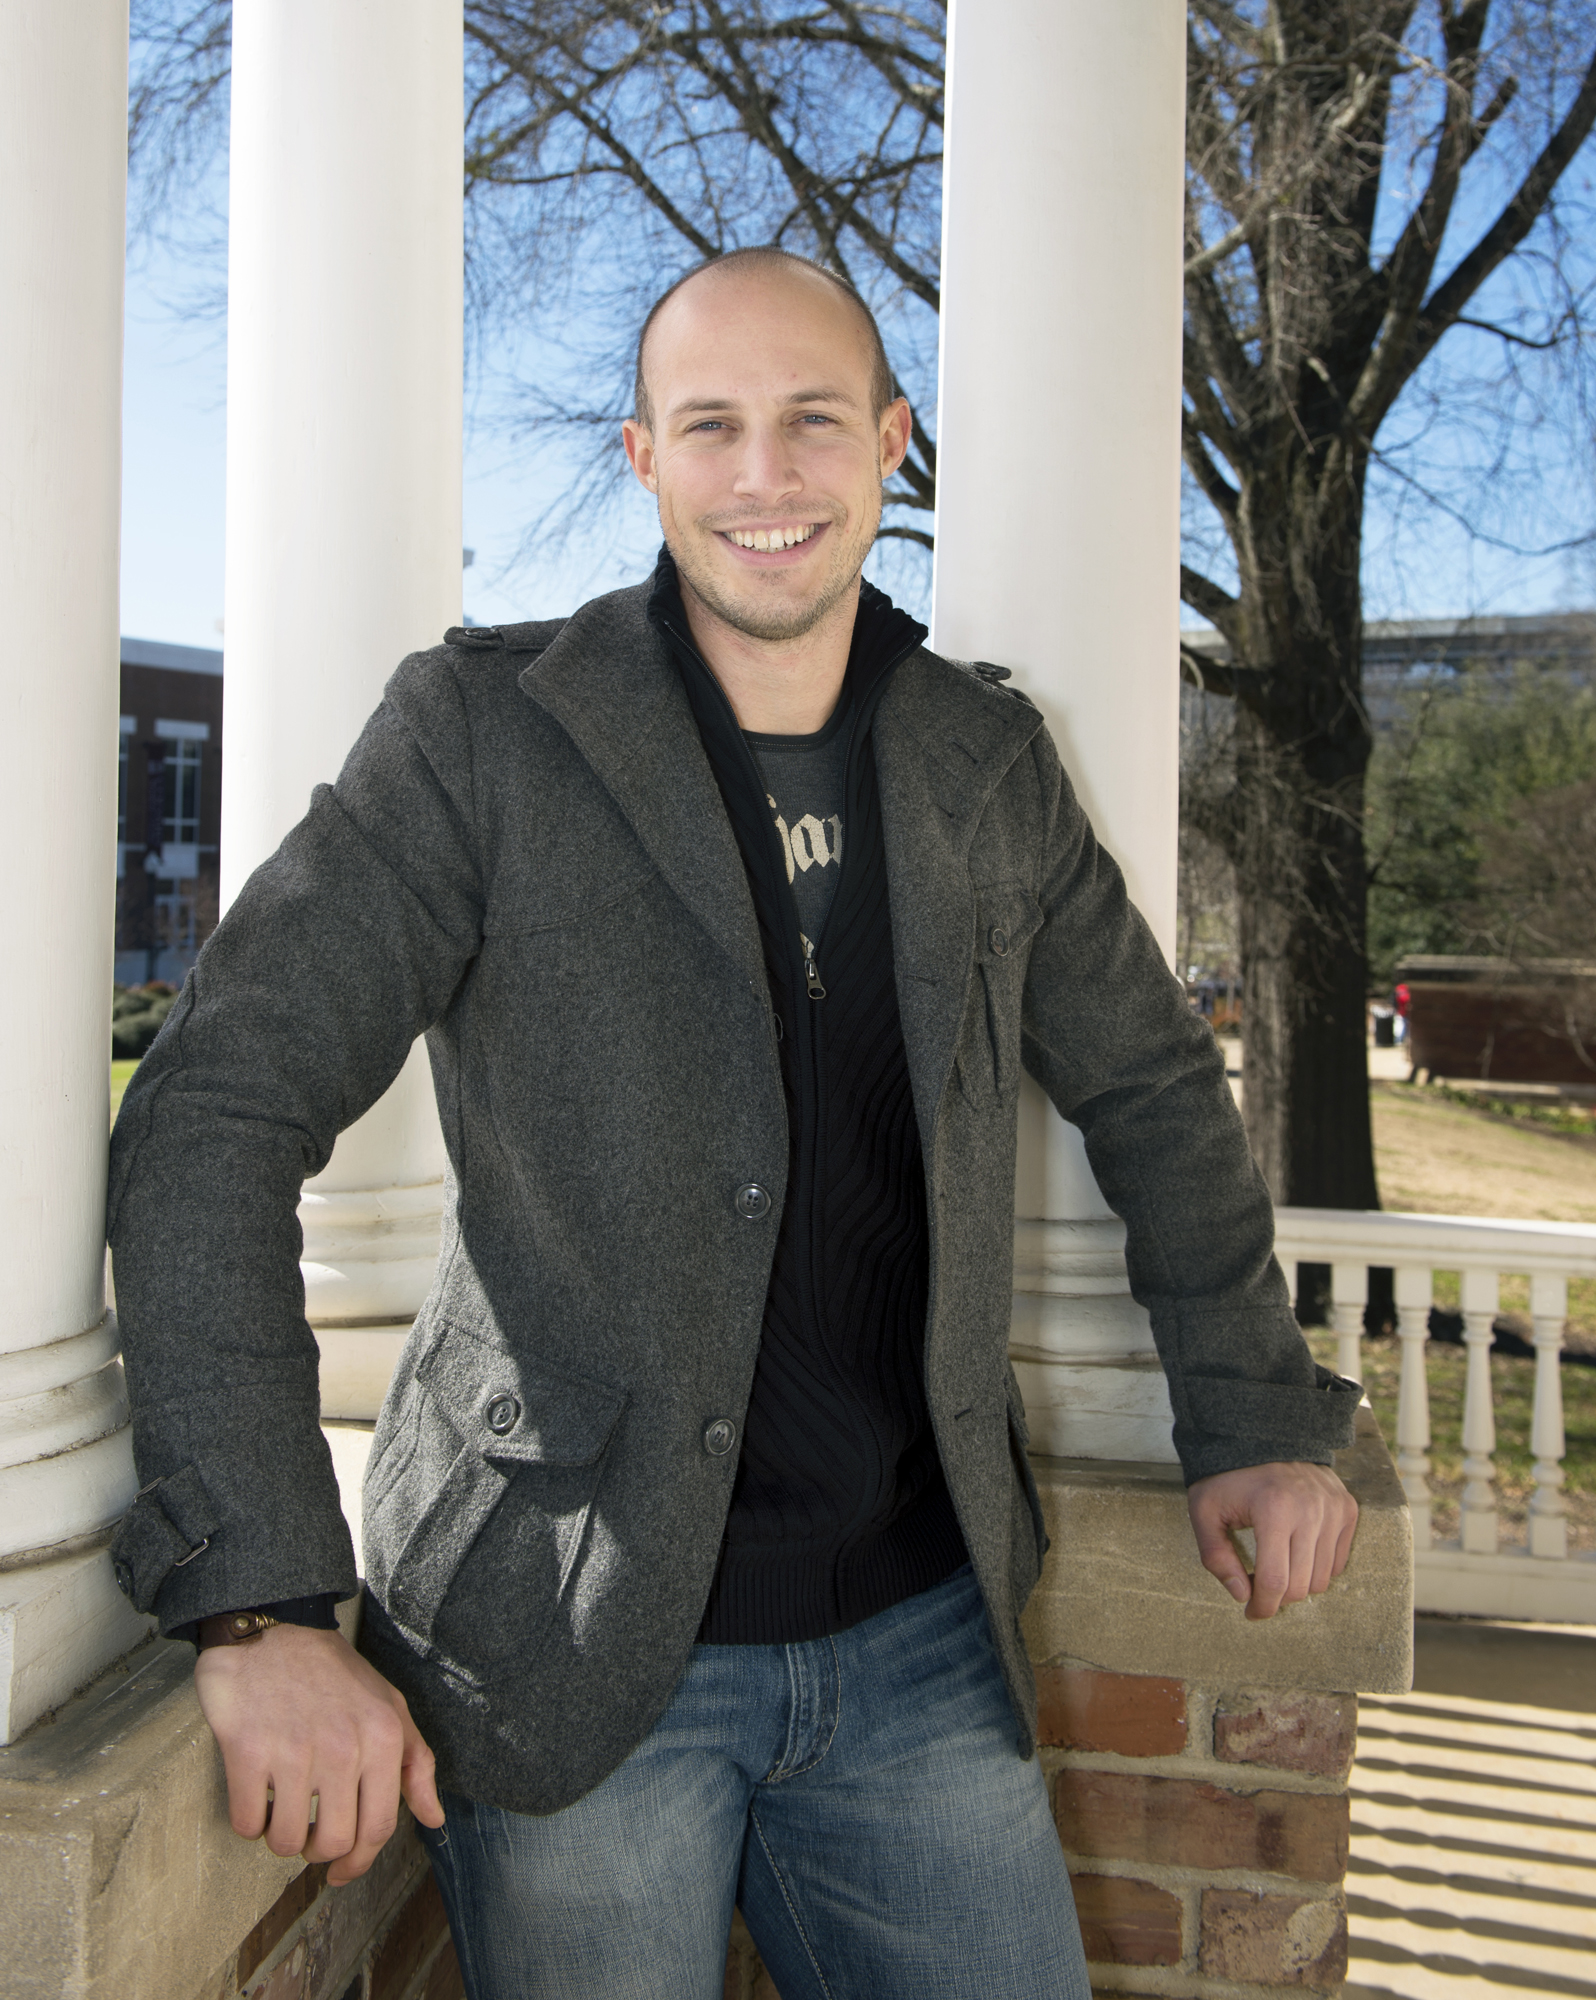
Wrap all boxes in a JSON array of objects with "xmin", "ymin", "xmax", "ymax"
[
  {"xmin": 107, "ymin": 647, "xmax": 485, "ymax": 1632},
  {"xmin": 1016, "ymin": 724, "xmax": 1360, "ymax": 1484}
]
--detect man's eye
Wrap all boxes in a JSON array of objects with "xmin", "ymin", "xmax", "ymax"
[
  {"xmin": 689, "ymin": 420, "xmax": 727, "ymax": 433},
  {"xmin": 799, "ymin": 413, "xmax": 833, "ymax": 426}
]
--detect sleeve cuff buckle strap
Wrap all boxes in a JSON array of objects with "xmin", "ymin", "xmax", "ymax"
[{"xmin": 109, "ymin": 1462, "xmax": 220, "ymax": 1612}]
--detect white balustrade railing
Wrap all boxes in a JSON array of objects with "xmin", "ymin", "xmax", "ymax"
[{"xmin": 1274, "ymin": 1208, "xmax": 1596, "ymax": 1622}]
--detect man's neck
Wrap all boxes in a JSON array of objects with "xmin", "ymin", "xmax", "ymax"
[{"xmin": 680, "ymin": 575, "xmax": 858, "ymax": 735}]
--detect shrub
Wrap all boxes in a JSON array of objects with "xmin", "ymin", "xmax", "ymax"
[{"xmin": 112, "ymin": 983, "xmax": 178, "ymax": 1060}]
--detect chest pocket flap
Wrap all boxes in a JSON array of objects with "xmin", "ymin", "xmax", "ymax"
[
  {"xmin": 961, "ymin": 882, "xmax": 1046, "ymax": 1106},
  {"xmin": 973, "ymin": 882, "xmax": 1045, "ymax": 967}
]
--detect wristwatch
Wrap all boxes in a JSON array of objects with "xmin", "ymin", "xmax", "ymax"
[{"xmin": 196, "ymin": 1609, "xmax": 283, "ymax": 1649}]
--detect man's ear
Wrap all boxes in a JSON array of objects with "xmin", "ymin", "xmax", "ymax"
[
  {"xmin": 622, "ymin": 417, "xmax": 658, "ymax": 493},
  {"xmin": 878, "ymin": 397, "xmax": 912, "ymax": 481}
]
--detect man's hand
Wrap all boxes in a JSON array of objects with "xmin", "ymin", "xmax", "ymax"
[
  {"xmin": 1187, "ymin": 1462, "xmax": 1358, "ymax": 1620},
  {"xmin": 195, "ymin": 1624, "xmax": 446, "ymax": 1884}
]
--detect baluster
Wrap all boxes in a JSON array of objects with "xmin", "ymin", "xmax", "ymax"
[
  {"xmin": 1394, "ymin": 1263, "xmax": 1433, "ymax": 1548},
  {"xmin": 1528, "ymin": 1272, "xmax": 1569, "ymax": 1561},
  {"xmin": 1331, "ymin": 1262, "xmax": 1367, "ymax": 1384},
  {"xmin": 1459, "ymin": 1268, "xmax": 1499, "ymax": 1555}
]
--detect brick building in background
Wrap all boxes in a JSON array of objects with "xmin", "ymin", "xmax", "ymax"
[{"xmin": 116, "ymin": 636, "xmax": 223, "ymax": 986}]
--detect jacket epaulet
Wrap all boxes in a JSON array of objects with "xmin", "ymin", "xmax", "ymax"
[
  {"xmin": 443, "ymin": 621, "xmax": 562, "ymax": 655},
  {"xmin": 944, "ymin": 655, "xmax": 1040, "ymax": 713}
]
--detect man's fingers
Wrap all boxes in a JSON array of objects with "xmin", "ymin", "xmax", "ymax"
[
  {"xmin": 400, "ymin": 1714, "xmax": 446, "ymax": 1830},
  {"xmin": 326, "ymin": 1757, "xmax": 404, "ymax": 1887},
  {"xmin": 1190, "ymin": 1502, "xmax": 1253, "ymax": 1605},
  {"xmin": 221, "ymin": 1749, "xmax": 272, "ymax": 1840},
  {"xmin": 1332, "ymin": 1500, "xmax": 1359, "ymax": 1578},
  {"xmin": 1286, "ymin": 1520, "xmax": 1319, "ymax": 1604},
  {"xmin": 301, "ymin": 1758, "xmax": 361, "ymax": 1869},
  {"xmin": 263, "ymin": 1770, "xmax": 314, "ymax": 1859},
  {"xmin": 1308, "ymin": 1513, "xmax": 1340, "ymax": 1597},
  {"xmin": 1246, "ymin": 1520, "xmax": 1291, "ymax": 1620}
]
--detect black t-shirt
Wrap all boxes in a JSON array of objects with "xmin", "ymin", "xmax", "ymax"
[{"xmin": 745, "ymin": 695, "xmax": 851, "ymax": 959}]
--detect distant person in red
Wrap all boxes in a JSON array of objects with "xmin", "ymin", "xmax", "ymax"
[{"xmin": 1394, "ymin": 982, "xmax": 1411, "ymax": 1046}]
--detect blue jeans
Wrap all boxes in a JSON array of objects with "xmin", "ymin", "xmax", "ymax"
[{"xmin": 419, "ymin": 1564, "xmax": 1087, "ymax": 1999}]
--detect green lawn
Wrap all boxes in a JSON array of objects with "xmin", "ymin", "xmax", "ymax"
[{"xmin": 110, "ymin": 1058, "xmax": 138, "ymax": 1127}]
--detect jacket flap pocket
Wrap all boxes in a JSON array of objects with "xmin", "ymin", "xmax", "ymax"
[
  {"xmin": 419, "ymin": 1326, "xmax": 625, "ymax": 1466},
  {"xmin": 974, "ymin": 883, "xmax": 1045, "ymax": 963}
]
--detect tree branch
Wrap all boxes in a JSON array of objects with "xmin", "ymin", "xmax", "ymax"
[
  {"xmin": 1182, "ymin": 414, "xmax": 1244, "ymax": 528},
  {"xmin": 1381, "ymin": 40, "xmax": 1596, "ymax": 410},
  {"xmin": 1180, "ymin": 563, "xmax": 1244, "ymax": 647}
]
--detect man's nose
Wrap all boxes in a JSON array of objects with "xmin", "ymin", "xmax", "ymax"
[{"xmin": 731, "ymin": 421, "xmax": 803, "ymax": 502}]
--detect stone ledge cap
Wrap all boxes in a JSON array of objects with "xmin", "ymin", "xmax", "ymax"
[{"xmin": 1023, "ymin": 1406, "xmax": 1413, "ymax": 1694}]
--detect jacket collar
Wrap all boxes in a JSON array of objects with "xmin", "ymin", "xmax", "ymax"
[
  {"xmin": 643, "ymin": 545, "xmax": 928, "ymax": 727},
  {"xmin": 517, "ymin": 579, "xmax": 769, "ymax": 992}
]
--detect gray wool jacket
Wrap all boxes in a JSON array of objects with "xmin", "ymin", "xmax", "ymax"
[{"xmin": 107, "ymin": 580, "xmax": 1358, "ymax": 1815}]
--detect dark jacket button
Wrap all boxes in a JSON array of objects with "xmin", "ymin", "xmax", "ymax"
[
  {"xmin": 989, "ymin": 927, "xmax": 1010, "ymax": 957},
  {"xmin": 733, "ymin": 1183, "xmax": 771, "ymax": 1220},
  {"xmin": 703, "ymin": 1418, "xmax": 737, "ymax": 1456},
  {"xmin": 485, "ymin": 1393, "xmax": 521, "ymax": 1435}
]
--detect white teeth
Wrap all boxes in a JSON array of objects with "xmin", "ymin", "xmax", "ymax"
[{"xmin": 729, "ymin": 524, "xmax": 815, "ymax": 549}]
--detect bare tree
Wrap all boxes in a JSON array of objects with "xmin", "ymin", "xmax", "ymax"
[
  {"xmin": 1179, "ymin": 2, "xmax": 1596, "ymax": 1205},
  {"xmin": 131, "ymin": 1, "xmax": 1596, "ymax": 1207}
]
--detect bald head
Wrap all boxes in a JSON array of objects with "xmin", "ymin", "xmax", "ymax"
[{"xmin": 633, "ymin": 249, "xmax": 895, "ymax": 431}]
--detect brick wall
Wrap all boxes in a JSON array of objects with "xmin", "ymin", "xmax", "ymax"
[
  {"xmin": 199, "ymin": 1819, "xmax": 463, "ymax": 2000},
  {"xmin": 1039, "ymin": 1664, "xmax": 1356, "ymax": 1995}
]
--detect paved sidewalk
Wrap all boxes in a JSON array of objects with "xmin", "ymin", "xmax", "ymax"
[{"xmin": 1344, "ymin": 1618, "xmax": 1596, "ymax": 2000}]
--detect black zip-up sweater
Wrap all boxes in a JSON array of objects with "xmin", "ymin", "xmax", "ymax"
[{"xmin": 648, "ymin": 553, "xmax": 968, "ymax": 1644}]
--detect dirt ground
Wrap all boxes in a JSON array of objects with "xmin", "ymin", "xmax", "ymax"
[{"xmin": 1371, "ymin": 1081, "xmax": 1596, "ymax": 1224}]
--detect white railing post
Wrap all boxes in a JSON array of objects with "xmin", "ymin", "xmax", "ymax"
[
  {"xmin": 1528, "ymin": 1271, "xmax": 1569, "ymax": 1561},
  {"xmin": 1459, "ymin": 1266, "xmax": 1500, "ymax": 1556},
  {"xmin": 1331, "ymin": 1261, "xmax": 1367, "ymax": 1384},
  {"xmin": 1395, "ymin": 1263, "xmax": 1433, "ymax": 1549}
]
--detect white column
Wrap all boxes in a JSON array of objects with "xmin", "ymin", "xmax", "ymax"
[
  {"xmin": 224, "ymin": 0, "xmax": 463, "ymax": 1422},
  {"xmin": 0, "ymin": 0, "xmax": 153, "ymax": 1744},
  {"xmin": 933, "ymin": 0, "xmax": 1187, "ymax": 1459}
]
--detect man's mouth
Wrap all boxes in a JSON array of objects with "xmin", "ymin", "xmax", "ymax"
[{"xmin": 720, "ymin": 523, "xmax": 821, "ymax": 552}]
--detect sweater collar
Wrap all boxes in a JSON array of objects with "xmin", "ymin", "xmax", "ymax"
[{"xmin": 644, "ymin": 545, "xmax": 927, "ymax": 730}]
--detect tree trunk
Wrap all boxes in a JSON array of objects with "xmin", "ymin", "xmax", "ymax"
[
  {"xmin": 1235, "ymin": 701, "xmax": 1380, "ymax": 1208},
  {"xmin": 1230, "ymin": 478, "xmax": 1380, "ymax": 1212}
]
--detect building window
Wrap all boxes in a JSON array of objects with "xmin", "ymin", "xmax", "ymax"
[{"xmin": 162, "ymin": 737, "xmax": 202, "ymax": 846}]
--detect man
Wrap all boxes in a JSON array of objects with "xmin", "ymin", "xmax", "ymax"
[{"xmin": 109, "ymin": 250, "xmax": 1360, "ymax": 1999}]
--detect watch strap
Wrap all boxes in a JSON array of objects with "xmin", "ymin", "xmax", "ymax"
[{"xmin": 197, "ymin": 1609, "xmax": 282, "ymax": 1649}]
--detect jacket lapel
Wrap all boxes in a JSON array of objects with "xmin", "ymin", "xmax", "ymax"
[
  {"xmin": 875, "ymin": 654, "xmax": 1043, "ymax": 1141},
  {"xmin": 518, "ymin": 584, "xmax": 767, "ymax": 992}
]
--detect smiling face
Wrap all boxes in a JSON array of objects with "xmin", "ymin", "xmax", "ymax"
[{"xmin": 623, "ymin": 262, "xmax": 910, "ymax": 647}]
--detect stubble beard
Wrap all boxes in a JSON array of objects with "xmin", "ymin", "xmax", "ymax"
[{"xmin": 666, "ymin": 490, "xmax": 881, "ymax": 644}]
